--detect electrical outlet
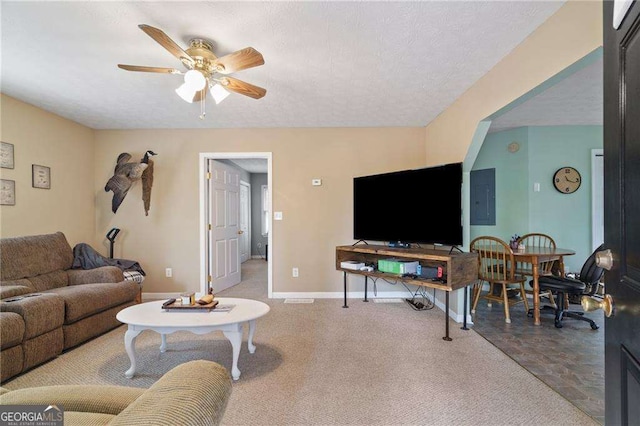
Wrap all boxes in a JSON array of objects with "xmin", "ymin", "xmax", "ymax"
[
  {"xmin": 165, "ymin": 268, "xmax": 172, "ymax": 278},
  {"xmin": 292, "ymin": 267, "xmax": 299, "ymax": 278}
]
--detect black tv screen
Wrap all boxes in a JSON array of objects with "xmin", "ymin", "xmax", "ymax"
[{"xmin": 353, "ymin": 162, "xmax": 463, "ymax": 245}]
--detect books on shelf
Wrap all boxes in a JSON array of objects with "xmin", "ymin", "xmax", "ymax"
[{"xmin": 378, "ymin": 259, "xmax": 419, "ymax": 274}]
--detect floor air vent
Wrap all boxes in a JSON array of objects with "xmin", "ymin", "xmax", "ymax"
[
  {"xmin": 373, "ymin": 298, "xmax": 404, "ymax": 303},
  {"xmin": 284, "ymin": 299, "xmax": 315, "ymax": 304}
]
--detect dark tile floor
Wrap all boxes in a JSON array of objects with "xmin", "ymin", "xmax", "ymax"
[{"xmin": 471, "ymin": 295, "xmax": 605, "ymax": 424}]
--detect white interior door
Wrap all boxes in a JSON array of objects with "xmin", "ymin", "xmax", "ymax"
[
  {"xmin": 239, "ymin": 182, "xmax": 251, "ymax": 263},
  {"xmin": 208, "ymin": 160, "xmax": 241, "ymax": 293}
]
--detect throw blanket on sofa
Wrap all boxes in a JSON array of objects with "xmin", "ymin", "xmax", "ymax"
[{"xmin": 72, "ymin": 243, "xmax": 146, "ymax": 276}]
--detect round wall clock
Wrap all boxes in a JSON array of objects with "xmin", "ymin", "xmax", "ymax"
[{"xmin": 553, "ymin": 167, "xmax": 581, "ymax": 194}]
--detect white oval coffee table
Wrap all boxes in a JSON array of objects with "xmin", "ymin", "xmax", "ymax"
[{"xmin": 116, "ymin": 297, "xmax": 270, "ymax": 380}]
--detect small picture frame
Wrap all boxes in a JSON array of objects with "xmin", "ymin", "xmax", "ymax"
[
  {"xmin": 0, "ymin": 179, "xmax": 16, "ymax": 205},
  {"xmin": 32, "ymin": 164, "xmax": 51, "ymax": 189},
  {"xmin": 1, "ymin": 142, "xmax": 14, "ymax": 169}
]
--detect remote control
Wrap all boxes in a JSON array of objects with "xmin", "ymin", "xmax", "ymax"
[{"xmin": 162, "ymin": 298, "xmax": 176, "ymax": 308}]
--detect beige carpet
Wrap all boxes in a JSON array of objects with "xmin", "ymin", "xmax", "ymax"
[{"xmin": 4, "ymin": 260, "xmax": 596, "ymax": 425}]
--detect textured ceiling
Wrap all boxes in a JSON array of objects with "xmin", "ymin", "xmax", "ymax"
[
  {"xmin": 489, "ymin": 57, "xmax": 603, "ymax": 133},
  {"xmin": 1, "ymin": 1, "xmax": 564, "ymax": 129}
]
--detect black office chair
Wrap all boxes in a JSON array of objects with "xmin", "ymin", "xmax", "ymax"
[{"xmin": 534, "ymin": 244, "xmax": 605, "ymax": 330}]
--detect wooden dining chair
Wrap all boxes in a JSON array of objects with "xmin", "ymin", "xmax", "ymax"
[
  {"xmin": 470, "ymin": 236, "xmax": 529, "ymax": 323},
  {"xmin": 516, "ymin": 233, "xmax": 557, "ymax": 308}
]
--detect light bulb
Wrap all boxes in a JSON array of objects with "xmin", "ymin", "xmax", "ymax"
[
  {"xmin": 175, "ymin": 83, "xmax": 197, "ymax": 103},
  {"xmin": 184, "ymin": 70, "xmax": 207, "ymax": 91},
  {"xmin": 210, "ymin": 83, "xmax": 230, "ymax": 104}
]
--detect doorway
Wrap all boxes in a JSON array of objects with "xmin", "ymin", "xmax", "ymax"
[
  {"xmin": 199, "ymin": 152, "xmax": 273, "ymax": 297},
  {"xmin": 240, "ymin": 181, "xmax": 251, "ymax": 264},
  {"xmin": 464, "ymin": 49, "xmax": 605, "ymax": 422}
]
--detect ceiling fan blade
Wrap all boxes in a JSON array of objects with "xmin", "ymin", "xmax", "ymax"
[
  {"xmin": 213, "ymin": 47, "xmax": 264, "ymax": 74},
  {"xmin": 221, "ymin": 77, "xmax": 266, "ymax": 99},
  {"xmin": 118, "ymin": 64, "xmax": 182, "ymax": 74},
  {"xmin": 138, "ymin": 24, "xmax": 194, "ymax": 68}
]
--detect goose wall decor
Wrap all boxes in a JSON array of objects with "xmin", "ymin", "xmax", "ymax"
[{"xmin": 104, "ymin": 150, "xmax": 157, "ymax": 214}]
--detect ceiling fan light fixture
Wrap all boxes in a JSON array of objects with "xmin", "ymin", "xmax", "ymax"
[
  {"xmin": 184, "ymin": 69, "xmax": 207, "ymax": 91},
  {"xmin": 210, "ymin": 83, "xmax": 230, "ymax": 104},
  {"xmin": 175, "ymin": 83, "xmax": 197, "ymax": 103},
  {"xmin": 119, "ymin": 24, "xmax": 267, "ymax": 118}
]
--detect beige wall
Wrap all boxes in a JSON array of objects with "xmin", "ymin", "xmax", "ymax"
[
  {"xmin": 0, "ymin": 94, "xmax": 95, "ymax": 246},
  {"xmin": 94, "ymin": 128, "xmax": 425, "ymax": 294},
  {"xmin": 424, "ymin": 0, "xmax": 603, "ymax": 165},
  {"xmin": 421, "ymin": 0, "xmax": 602, "ymax": 319},
  {"xmin": 0, "ymin": 0, "xmax": 604, "ymax": 306}
]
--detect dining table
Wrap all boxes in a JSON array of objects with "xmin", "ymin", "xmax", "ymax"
[{"xmin": 511, "ymin": 246, "xmax": 576, "ymax": 325}]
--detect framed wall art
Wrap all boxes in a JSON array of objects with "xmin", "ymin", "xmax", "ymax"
[
  {"xmin": 32, "ymin": 164, "xmax": 51, "ymax": 189},
  {"xmin": 1, "ymin": 142, "xmax": 14, "ymax": 169},
  {"xmin": 0, "ymin": 179, "xmax": 16, "ymax": 205}
]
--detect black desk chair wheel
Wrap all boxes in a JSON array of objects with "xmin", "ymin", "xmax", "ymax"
[{"xmin": 529, "ymin": 244, "xmax": 605, "ymax": 330}]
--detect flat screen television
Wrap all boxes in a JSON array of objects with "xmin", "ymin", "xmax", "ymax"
[{"xmin": 353, "ymin": 162, "xmax": 463, "ymax": 246}]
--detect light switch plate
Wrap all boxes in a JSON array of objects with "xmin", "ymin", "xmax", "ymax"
[
  {"xmin": 312, "ymin": 179, "xmax": 322, "ymax": 186},
  {"xmin": 274, "ymin": 211, "xmax": 283, "ymax": 220}
]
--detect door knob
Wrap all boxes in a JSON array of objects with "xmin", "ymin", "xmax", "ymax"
[
  {"xmin": 238, "ymin": 230, "xmax": 244, "ymax": 235},
  {"xmin": 596, "ymin": 249, "xmax": 614, "ymax": 270},
  {"xmin": 582, "ymin": 294, "xmax": 615, "ymax": 317}
]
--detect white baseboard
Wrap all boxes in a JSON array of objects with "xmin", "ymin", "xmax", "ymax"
[
  {"xmin": 143, "ymin": 291, "xmax": 472, "ymax": 324},
  {"xmin": 272, "ymin": 291, "xmax": 414, "ymax": 299},
  {"xmin": 272, "ymin": 291, "xmax": 470, "ymax": 324},
  {"xmin": 145, "ymin": 292, "xmax": 393, "ymax": 301},
  {"xmin": 250, "ymin": 255, "xmax": 265, "ymax": 260}
]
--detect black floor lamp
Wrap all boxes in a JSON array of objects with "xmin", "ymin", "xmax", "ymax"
[{"xmin": 106, "ymin": 228, "xmax": 120, "ymax": 259}]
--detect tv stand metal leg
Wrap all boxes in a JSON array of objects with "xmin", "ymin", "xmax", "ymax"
[
  {"xmin": 461, "ymin": 286, "xmax": 469, "ymax": 331},
  {"xmin": 343, "ymin": 272, "xmax": 349, "ymax": 308},
  {"xmin": 364, "ymin": 276, "xmax": 369, "ymax": 302},
  {"xmin": 443, "ymin": 291, "xmax": 452, "ymax": 341}
]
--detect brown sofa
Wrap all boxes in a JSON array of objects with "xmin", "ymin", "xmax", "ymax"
[
  {"xmin": 0, "ymin": 232, "xmax": 139, "ymax": 382},
  {"xmin": 0, "ymin": 360, "xmax": 232, "ymax": 425}
]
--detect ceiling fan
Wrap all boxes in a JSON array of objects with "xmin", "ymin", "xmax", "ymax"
[{"xmin": 118, "ymin": 24, "xmax": 266, "ymax": 116}]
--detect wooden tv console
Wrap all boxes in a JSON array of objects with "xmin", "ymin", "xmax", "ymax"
[{"xmin": 336, "ymin": 244, "xmax": 478, "ymax": 341}]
